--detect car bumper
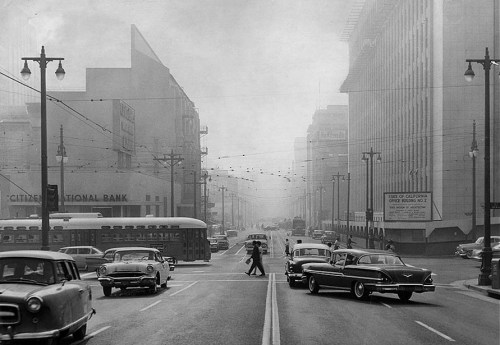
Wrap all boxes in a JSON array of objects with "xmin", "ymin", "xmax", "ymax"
[
  {"xmin": 286, "ymin": 272, "xmax": 302, "ymax": 280},
  {"xmin": 0, "ymin": 309, "xmax": 95, "ymax": 341},
  {"xmin": 98, "ymin": 276, "xmax": 156, "ymax": 287},
  {"xmin": 366, "ymin": 283, "xmax": 436, "ymax": 293}
]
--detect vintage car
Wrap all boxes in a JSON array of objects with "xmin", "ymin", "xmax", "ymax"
[
  {"xmin": 470, "ymin": 242, "xmax": 500, "ymax": 261},
  {"xmin": 312, "ymin": 230, "xmax": 325, "ymax": 240},
  {"xmin": 98, "ymin": 247, "xmax": 170, "ymax": 296},
  {"xmin": 301, "ymin": 249, "xmax": 435, "ymax": 301},
  {"xmin": 455, "ymin": 236, "xmax": 500, "ymax": 259},
  {"xmin": 226, "ymin": 229, "xmax": 238, "ymax": 237},
  {"xmin": 87, "ymin": 247, "xmax": 175, "ymax": 277},
  {"xmin": 0, "ymin": 250, "xmax": 95, "ymax": 343},
  {"xmin": 321, "ymin": 231, "xmax": 336, "ymax": 244},
  {"xmin": 208, "ymin": 238, "xmax": 219, "ymax": 252},
  {"xmin": 57, "ymin": 246, "xmax": 104, "ymax": 270},
  {"xmin": 285, "ymin": 243, "xmax": 331, "ymax": 287},
  {"xmin": 245, "ymin": 233, "xmax": 269, "ymax": 254},
  {"xmin": 214, "ymin": 234, "xmax": 230, "ymax": 250}
]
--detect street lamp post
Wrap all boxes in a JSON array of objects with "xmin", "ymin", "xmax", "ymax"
[
  {"xmin": 154, "ymin": 150, "xmax": 183, "ymax": 217},
  {"xmin": 332, "ymin": 172, "xmax": 344, "ymax": 232},
  {"xmin": 201, "ymin": 172, "xmax": 211, "ymax": 223},
  {"xmin": 219, "ymin": 186, "xmax": 227, "ymax": 234},
  {"xmin": 55, "ymin": 125, "xmax": 68, "ymax": 213},
  {"xmin": 331, "ymin": 178, "xmax": 335, "ymax": 231},
  {"xmin": 469, "ymin": 120, "xmax": 479, "ymax": 241},
  {"xmin": 344, "ymin": 173, "xmax": 351, "ymax": 235},
  {"xmin": 317, "ymin": 185, "xmax": 324, "ymax": 228},
  {"xmin": 362, "ymin": 148, "xmax": 382, "ymax": 248},
  {"xmin": 21, "ymin": 46, "xmax": 65, "ymax": 250},
  {"xmin": 465, "ymin": 47, "xmax": 500, "ymax": 286}
]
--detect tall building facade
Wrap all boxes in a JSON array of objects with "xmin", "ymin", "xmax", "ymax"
[
  {"xmin": 306, "ymin": 105, "xmax": 348, "ymax": 229},
  {"xmin": 340, "ymin": 0, "xmax": 499, "ymax": 253},
  {"xmin": 0, "ymin": 25, "xmax": 202, "ymax": 219}
]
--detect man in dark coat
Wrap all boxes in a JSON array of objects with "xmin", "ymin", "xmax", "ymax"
[{"xmin": 245, "ymin": 241, "xmax": 265, "ymax": 276}]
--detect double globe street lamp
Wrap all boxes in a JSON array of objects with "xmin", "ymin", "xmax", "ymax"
[
  {"xmin": 464, "ymin": 47, "xmax": 500, "ymax": 286},
  {"xmin": 21, "ymin": 46, "xmax": 65, "ymax": 250}
]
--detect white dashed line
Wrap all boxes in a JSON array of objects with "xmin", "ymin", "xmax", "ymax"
[
  {"xmin": 140, "ymin": 300, "xmax": 162, "ymax": 312},
  {"xmin": 415, "ymin": 321, "xmax": 455, "ymax": 342},
  {"xmin": 86, "ymin": 326, "xmax": 111, "ymax": 338},
  {"xmin": 169, "ymin": 281, "xmax": 198, "ymax": 296}
]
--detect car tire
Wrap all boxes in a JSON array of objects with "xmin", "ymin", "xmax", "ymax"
[
  {"xmin": 103, "ymin": 286, "xmax": 112, "ymax": 297},
  {"xmin": 308, "ymin": 275, "xmax": 319, "ymax": 294},
  {"xmin": 73, "ymin": 324, "xmax": 87, "ymax": 341},
  {"xmin": 397, "ymin": 291, "xmax": 413, "ymax": 302},
  {"xmin": 149, "ymin": 283, "xmax": 158, "ymax": 294},
  {"xmin": 352, "ymin": 281, "xmax": 370, "ymax": 300},
  {"xmin": 161, "ymin": 279, "xmax": 167, "ymax": 288}
]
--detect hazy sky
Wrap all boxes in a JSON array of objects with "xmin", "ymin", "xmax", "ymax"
[{"xmin": 11, "ymin": 0, "xmax": 352, "ymax": 214}]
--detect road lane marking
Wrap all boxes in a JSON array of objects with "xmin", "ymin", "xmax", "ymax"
[
  {"xmin": 236, "ymin": 245, "xmax": 246, "ymax": 255},
  {"xmin": 415, "ymin": 321, "xmax": 455, "ymax": 342},
  {"xmin": 380, "ymin": 302, "xmax": 392, "ymax": 308},
  {"xmin": 170, "ymin": 281, "xmax": 198, "ymax": 296},
  {"xmin": 86, "ymin": 326, "xmax": 111, "ymax": 338},
  {"xmin": 262, "ymin": 273, "xmax": 280, "ymax": 345},
  {"xmin": 140, "ymin": 300, "xmax": 162, "ymax": 312}
]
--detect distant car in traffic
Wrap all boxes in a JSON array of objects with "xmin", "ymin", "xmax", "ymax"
[
  {"xmin": 0, "ymin": 250, "xmax": 95, "ymax": 343},
  {"xmin": 470, "ymin": 242, "xmax": 500, "ymax": 261},
  {"xmin": 98, "ymin": 247, "xmax": 170, "ymax": 296},
  {"xmin": 285, "ymin": 243, "xmax": 331, "ymax": 287},
  {"xmin": 301, "ymin": 249, "xmax": 435, "ymax": 301},
  {"xmin": 208, "ymin": 238, "xmax": 219, "ymax": 252},
  {"xmin": 214, "ymin": 234, "xmax": 229, "ymax": 250},
  {"xmin": 312, "ymin": 230, "xmax": 325, "ymax": 240},
  {"xmin": 245, "ymin": 233, "xmax": 269, "ymax": 254},
  {"xmin": 455, "ymin": 236, "xmax": 500, "ymax": 259},
  {"xmin": 86, "ymin": 247, "xmax": 118, "ymax": 276},
  {"xmin": 226, "ymin": 229, "xmax": 238, "ymax": 237},
  {"xmin": 321, "ymin": 231, "xmax": 336, "ymax": 244},
  {"xmin": 58, "ymin": 246, "xmax": 103, "ymax": 270}
]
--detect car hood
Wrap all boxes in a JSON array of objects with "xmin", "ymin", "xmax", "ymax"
[
  {"xmin": 457, "ymin": 243, "xmax": 480, "ymax": 249},
  {"xmin": 292, "ymin": 257, "xmax": 329, "ymax": 266},
  {"xmin": 106, "ymin": 261, "xmax": 155, "ymax": 271},
  {"xmin": 0, "ymin": 283, "xmax": 48, "ymax": 299}
]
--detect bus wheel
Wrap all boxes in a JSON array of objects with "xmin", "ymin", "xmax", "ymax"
[{"xmin": 103, "ymin": 286, "xmax": 112, "ymax": 297}]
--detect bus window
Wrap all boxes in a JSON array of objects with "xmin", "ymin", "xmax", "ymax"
[
  {"xmin": 52, "ymin": 234, "xmax": 63, "ymax": 243},
  {"xmin": 124, "ymin": 233, "xmax": 133, "ymax": 241},
  {"xmin": 4, "ymin": 227, "xmax": 14, "ymax": 231},
  {"xmin": 125, "ymin": 225, "xmax": 134, "ymax": 230},
  {"xmin": 16, "ymin": 226, "xmax": 27, "ymax": 231},
  {"xmin": 28, "ymin": 234, "xmax": 39, "ymax": 243},
  {"xmin": 29, "ymin": 226, "xmax": 39, "ymax": 230},
  {"xmin": 2, "ymin": 235, "xmax": 14, "ymax": 243},
  {"xmin": 113, "ymin": 226, "xmax": 123, "ymax": 230},
  {"xmin": 136, "ymin": 225, "xmax": 146, "ymax": 230},
  {"xmin": 148, "ymin": 225, "xmax": 157, "ymax": 230},
  {"xmin": 15, "ymin": 234, "xmax": 27, "ymax": 243},
  {"xmin": 53, "ymin": 226, "xmax": 63, "ymax": 230}
]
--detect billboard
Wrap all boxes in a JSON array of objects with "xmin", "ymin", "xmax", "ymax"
[{"xmin": 384, "ymin": 192, "xmax": 432, "ymax": 222}]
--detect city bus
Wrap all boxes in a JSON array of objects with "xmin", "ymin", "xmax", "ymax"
[{"xmin": 0, "ymin": 216, "xmax": 211, "ymax": 262}]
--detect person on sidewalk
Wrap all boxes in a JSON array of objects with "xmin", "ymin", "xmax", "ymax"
[
  {"xmin": 245, "ymin": 241, "xmax": 265, "ymax": 276},
  {"xmin": 347, "ymin": 235, "xmax": 356, "ymax": 249},
  {"xmin": 284, "ymin": 238, "xmax": 290, "ymax": 257}
]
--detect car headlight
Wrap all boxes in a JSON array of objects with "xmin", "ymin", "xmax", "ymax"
[
  {"xmin": 146, "ymin": 265, "xmax": 155, "ymax": 274},
  {"xmin": 424, "ymin": 275, "xmax": 433, "ymax": 284},
  {"xmin": 262, "ymin": 244, "xmax": 267, "ymax": 248},
  {"xmin": 26, "ymin": 296, "xmax": 43, "ymax": 313},
  {"xmin": 99, "ymin": 265, "xmax": 107, "ymax": 275}
]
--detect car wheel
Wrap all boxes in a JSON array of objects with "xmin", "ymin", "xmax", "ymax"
[
  {"xmin": 397, "ymin": 291, "xmax": 413, "ymax": 302},
  {"xmin": 353, "ymin": 281, "xmax": 369, "ymax": 300},
  {"xmin": 73, "ymin": 324, "xmax": 87, "ymax": 341},
  {"xmin": 161, "ymin": 278, "xmax": 167, "ymax": 288},
  {"xmin": 149, "ymin": 283, "xmax": 158, "ymax": 294},
  {"xmin": 103, "ymin": 286, "xmax": 112, "ymax": 297},
  {"xmin": 308, "ymin": 275, "xmax": 319, "ymax": 294}
]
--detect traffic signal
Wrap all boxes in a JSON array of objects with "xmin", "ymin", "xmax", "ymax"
[{"xmin": 47, "ymin": 184, "xmax": 59, "ymax": 212}]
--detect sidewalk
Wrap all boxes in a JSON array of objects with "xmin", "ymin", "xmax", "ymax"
[{"xmin": 462, "ymin": 279, "xmax": 500, "ymax": 299}]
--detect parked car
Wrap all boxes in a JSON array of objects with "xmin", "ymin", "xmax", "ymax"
[
  {"xmin": 470, "ymin": 242, "xmax": 500, "ymax": 261},
  {"xmin": 312, "ymin": 230, "xmax": 325, "ymax": 240},
  {"xmin": 455, "ymin": 236, "xmax": 500, "ymax": 259},
  {"xmin": 58, "ymin": 246, "xmax": 104, "ymax": 270},
  {"xmin": 208, "ymin": 238, "xmax": 219, "ymax": 252},
  {"xmin": 301, "ymin": 249, "xmax": 435, "ymax": 302},
  {"xmin": 245, "ymin": 233, "xmax": 269, "ymax": 254},
  {"xmin": 285, "ymin": 243, "xmax": 331, "ymax": 287},
  {"xmin": 214, "ymin": 234, "xmax": 230, "ymax": 250},
  {"xmin": 98, "ymin": 247, "xmax": 171, "ymax": 296},
  {"xmin": 0, "ymin": 250, "xmax": 95, "ymax": 343},
  {"xmin": 321, "ymin": 231, "xmax": 336, "ymax": 244}
]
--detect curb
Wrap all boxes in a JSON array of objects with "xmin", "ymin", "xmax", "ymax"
[{"xmin": 463, "ymin": 280, "xmax": 500, "ymax": 299}]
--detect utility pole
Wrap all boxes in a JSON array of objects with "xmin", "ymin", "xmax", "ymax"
[
  {"xmin": 470, "ymin": 120, "xmax": 478, "ymax": 241},
  {"xmin": 219, "ymin": 186, "xmax": 227, "ymax": 234},
  {"xmin": 201, "ymin": 172, "xmax": 211, "ymax": 223},
  {"xmin": 56, "ymin": 125, "xmax": 68, "ymax": 213},
  {"xmin": 154, "ymin": 149, "xmax": 183, "ymax": 217},
  {"xmin": 332, "ymin": 172, "xmax": 344, "ymax": 231}
]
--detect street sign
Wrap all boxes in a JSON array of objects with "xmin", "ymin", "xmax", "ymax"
[{"xmin": 491, "ymin": 202, "xmax": 500, "ymax": 209}]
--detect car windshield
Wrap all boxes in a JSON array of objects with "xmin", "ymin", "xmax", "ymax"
[
  {"xmin": 113, "ymin": 251, "xmax": 155, "ymax": 262},
  {"xmin": 215, "ymin": 236, "xmax": 227, "ymax": 240},
  {"xmin": 357, "ymin": 254, "xmax": 405, "ymax": 265},
  {"xmin": 0, "ymin": 258, "xmax": 55, "ymax": 285},
  {"xmin": 294, "ymin": 248, "xmax": 330, "ymax": 257},
  {"xmin": 475, "ymin": 237, "xmax": 484, "ymax": 244}
]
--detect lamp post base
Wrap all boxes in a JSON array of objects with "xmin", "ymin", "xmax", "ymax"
[{"xmin": 478, "ymin": 248, "xmax": 493, "ymax": 286}]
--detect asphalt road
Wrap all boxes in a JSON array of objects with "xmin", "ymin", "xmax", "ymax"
[{"xmin": 64, "ymin": 227, "xmax": 498, "ymax": 345}]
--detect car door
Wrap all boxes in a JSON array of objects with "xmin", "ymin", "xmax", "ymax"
[
  {"xmin": 156, "ymin": 252, "xmax": 169, "ymax": 281},
  {"xmin": 315, "ymin": 252, "xmax": 346, "ymax": 287},
  {"xmin": 76, "ymin": 247, "xmax": 91, "ymax": 269}
]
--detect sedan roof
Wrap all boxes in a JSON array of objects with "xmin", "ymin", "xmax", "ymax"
[
  {"xmin": 292, "ymin": 243, "xmax": 330, "ymax": 250},
  {"xmin": 0, "ymin": 250, "xmax": 74, "ymax": 261}
]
